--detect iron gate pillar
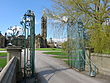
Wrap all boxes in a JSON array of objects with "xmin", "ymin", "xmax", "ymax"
[
  {"xmin": 6, "ymin": 46, "xmax": 22, "ymax": 63},
  {"xmin": 20, "ymin": 10, "xmax": 35, "ymax": 77}
]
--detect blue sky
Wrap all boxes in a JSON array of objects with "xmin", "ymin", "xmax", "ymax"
[{"xmin": 0, "ymin": 0, "xmax": 57, "ymax": 39}]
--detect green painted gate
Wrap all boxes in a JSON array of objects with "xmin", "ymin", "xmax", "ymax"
[
  {"xmin": 67, "ymin": 18, "xmax": 97, "ymax": 76},
  {"xmin": 20, "ymin": 10, "xmax": 35, "ymax": 77},
  {"xmin": 67, "ymin": 19, "xmax": 85, "ymax": 71}
]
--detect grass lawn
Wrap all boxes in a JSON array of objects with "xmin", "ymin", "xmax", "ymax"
[
  {"xmin": 53, "ymin": 56, "xmax": 68, "ymax": 59},
  {"xmin": 0, "ymin": 53, "xmax": 7, "ymax": 57},
  {"xmin": 0, "ymin": 58, "xmax": 7, "ymax": 68},
  {"xmin": 43, "ymin": 52, "xmax": 68, "ymax": 59},
  {"xmin": 101, "ymin": 50, "xmax": 110, "ymax": 54},
  {"xmin": 0, "ymin": 48, "xmax": 6, "ymax": 51},
  {"xmin": 36, "ymin": 48, "xmax": 62, "ymax": 51},
  {"xmin": 43, "ymin": 52, "xmax": 67, "ymax": 55}
]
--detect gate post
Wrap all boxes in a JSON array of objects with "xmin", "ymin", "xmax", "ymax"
[
  {"xmin": 6, "ymin": 46, "xmax": 22, "ymax": 71},
  {"xmin": 6, "ymin": 46, "xmax": 22, "ymax": 63},
  {"xmin": 20, "ymin": 10, "xmax": 35, "ymax": 77},
  {"xmin": 6, "ymin": 46, "xmax": 22, "ymax": 81}
]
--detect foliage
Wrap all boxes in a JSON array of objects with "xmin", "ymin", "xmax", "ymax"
[
  {"xmin": 61, "ymin": 41, "xmax": 68, "ymax": 52},
  {"xmin": 61, "ymin": 39, "xmax": 75, "ymax": 53},
  {"xmin": 6, "ymin": 26, "xmax": 22, "ymax": 37},
  {"xmin": 47, "ymin": 0, "xmax": 110, "ymax": 24},
  {"xmin": 89, "ymin": 25, "xmax": 110, "ymax": 53},
  {"xmin": 46, "ymin": 0, "xmax": 110, "ymax": 53}
]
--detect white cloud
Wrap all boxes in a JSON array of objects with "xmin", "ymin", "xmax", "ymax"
[{"xmin": 49, "ymin": 38, "xmax": 67, "ymax": 42}]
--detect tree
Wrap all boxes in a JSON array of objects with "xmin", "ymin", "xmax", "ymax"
[
  {"xmin": 47, "ymin": 0, "xmax": 110, "ymax": 24},
  {"xmin": 46, "ymin": 0, "xmax": 110, "ymax": 53},
  {"xmin": 61, "ymin": 41, "xmax": 68, "ymax": 52}
]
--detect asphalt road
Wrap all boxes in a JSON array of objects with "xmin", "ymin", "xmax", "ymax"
[{"xmin": 35, "ymin": 51, "xmax": 109, "ymax": 83}]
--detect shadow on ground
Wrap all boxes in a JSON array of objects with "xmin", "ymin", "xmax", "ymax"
[{"xmin": 37, "ymin": 67, "xmax": 69, "ymax": 83}]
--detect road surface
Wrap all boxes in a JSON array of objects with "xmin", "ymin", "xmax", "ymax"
[{"xmin": 35, "ymin": 51, "xmax": 109, "ymax": 83}]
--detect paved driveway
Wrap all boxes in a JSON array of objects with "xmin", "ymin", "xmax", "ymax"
[
  {"xmin": 35, "ymin": 51, "xmax": 109, "ymax": 83},
  {"xmin": 0, "ymin": 51, "xmax": 7, "ymax": 53}
]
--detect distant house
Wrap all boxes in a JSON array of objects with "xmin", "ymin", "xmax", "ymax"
[
  {"xmin": 11, "ymin": 35, "xmax": 26, "ymax": 47},
  {"xmin": 35, "ymin": 34, "xmax": 47, "ymax": 48},
  {"xmin": 47, "ymin": 38, "xmax": 55, "ymax": 48},
  {"xmin": 0, "ymin": 32, "xmax": 6, "ymax": 48},
  {"xmin": 47, "ymin": 38, "xmax": 63, "ymax": 48}
]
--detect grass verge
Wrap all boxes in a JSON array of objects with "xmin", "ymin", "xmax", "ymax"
[
  {"xmin": 43, "ymin": 52, "xmax": 67, "ymax": 55},
  {"xmin": 0, "ymin": 48, "xmax": 6, "ymax": 51},
  {"xmin": 36, "ymin": 48, "xmax": 62, "ymax": 51},
  {"xmin": 0, "ymin": 58, "xmax": 7, "ymax": 68},
  {"xmin": 0, "ymin": 53, "xmax": 7, "ymax": 57},
  {"xmin": 43, "ymin": 52, "xmax": 68, "ymax": 59},
  {"xmin": 52, "ymin": 56, "xmax": 68, "ymax": 59}
]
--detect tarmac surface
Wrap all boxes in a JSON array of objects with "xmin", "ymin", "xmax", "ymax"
[
  {"xmin": 35, "ymin": 51, "xmax": 110, "ymax": 83},
  {"xmin": 0, "ymin": 50, "xmax": 110, "ymax": 83}
]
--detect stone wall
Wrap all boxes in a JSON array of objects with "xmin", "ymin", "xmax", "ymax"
[
  {"xmin": 89, "ymin": 53, "xmax": 110, "ymax": 76},
  {"xmin": 0, "ymin": 57, "xmax": 18, "ymax": 83}
]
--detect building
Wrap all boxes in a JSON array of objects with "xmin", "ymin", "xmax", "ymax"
[
  {"xmin": 35, "ymin": 11, "xmax": 47, "ymax": 48},
  {"xmin": 0, "ymin": 32, "xmax": 7, "ymax": 48},
  {"xmin": 47, "ymin": 38, "xmax": 55, "ymax": 48}
]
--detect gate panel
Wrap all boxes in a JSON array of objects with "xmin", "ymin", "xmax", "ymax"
[{"xmin": 67, "ymin": 19, "xmax": 85, "ymax": 71}]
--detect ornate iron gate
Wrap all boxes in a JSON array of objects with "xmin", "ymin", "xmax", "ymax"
[
  {"xmin": 67, "ymin": 18, "xmax": 98, "ymax": 76},
  {"xmin": 67, "ymin": 19, "xmax": 85, "ymax": 71},
  {"xmin": 20, "ymin": 10, "xmax": 35, "ymax": 77}
]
